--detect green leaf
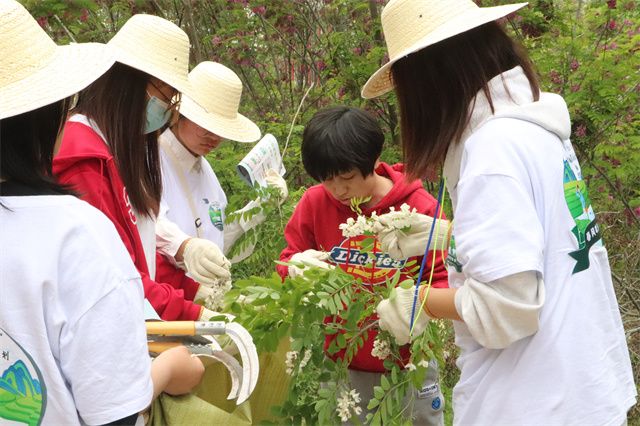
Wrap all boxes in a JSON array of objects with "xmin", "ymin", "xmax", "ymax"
[
  {"xmin": 367, "ymin": 398, "xmax": 380, "ymax": 410},
  {"xmin": 381, "ymin": 374, "xmax": 390, "ymax": 391}
]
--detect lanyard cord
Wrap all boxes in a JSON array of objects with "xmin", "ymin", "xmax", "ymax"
[{"xmin": 408, "ymin": 178, "xmax": 445, "ymax": 333}]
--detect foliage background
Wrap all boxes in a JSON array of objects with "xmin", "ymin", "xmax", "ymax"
[{"xmin": 27, "ymin": 0, "xmax": 639, "ymax": 422}]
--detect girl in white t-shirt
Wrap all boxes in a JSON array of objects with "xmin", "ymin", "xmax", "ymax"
[
  {"xmin": 366, "ymin": 0, "xmax": 636, "ymax": 424},
  {"xmin": 0, "ymin": 2, "xmax": 203, "ymax": 424}
]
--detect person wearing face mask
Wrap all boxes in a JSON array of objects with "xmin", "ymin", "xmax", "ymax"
[
  {"xmin": 53, "ymin": 14, "xmax": 221, "ymax": 321},
  {"xmin": 1, "ymin": 2, "xmax": 204, "ymax": 424},
  {"xmin": 155, "ymin": 62, "xmax": 288, "ymax": 289}
]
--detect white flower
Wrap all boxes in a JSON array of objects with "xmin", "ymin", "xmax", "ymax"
[
  {"xmin": 405, "ymin": 362, "xmax": 417, "ymax": 371},
  {"xmin": 285, "ymin": 351, "xmax": 298, "ymax": 375},
  {"xmin": 371, "ymin": 337, "xmax": 391, "ymax": 360},
  {"xmin": 336, "ymin": 389, "xmax": 362, "ymax": 423},
  {"xmin": 443, "ymin": 350, "xmax": 450, "ymax": 360},
  {"xmin": 203, "ymin": 278, "xmax": 232, "ymax": 311},
  {"xmin": 418, "ymin": 360, "xmax": 430, "ymax": 369},
  {"xmin": 285, "ymin": 349, "xmax": 312, "ymax": 375}
]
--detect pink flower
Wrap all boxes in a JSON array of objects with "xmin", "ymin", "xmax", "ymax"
[
  {"xmin": 575, "ymin": 124, "xmax": 587, "ymax": 138},
  {"xmin": 608, "ymin": 20, "xmax": 617, "ymax": 30},
  {"xmin": 634, "ymin": 206, "xmax": 640, "ymax": 218},
  {"xmin": 570, "ymin": 84, "xmax": 581, "ymax": 93},
  {"xmin": 570, "ymin": 59, "xmax": 580, "ymax": 71},
  {"xmin": 212, "ymin": 36, "xmax": 222, "ymax": 46},
  {"xmin": 607, "ymin": 0, "xmax": 616, "ymax": 8},
  {"xmin": 549, "ymin": 69, "xmax": 562, "ymax": 85},
  {"xmin": 80, "ymin": 9, "xmax": 89, "ymax": 23},
  {"xmin": 36, "ymin": 16, "xmax": 48, "ymax": 28},
  {"xmin": 353, "ymin": 47, "xmax": 362, "ymax": 56},
  {"xmin": 252, "ymin": 5, "xmax": 266, "ymax": 16}
]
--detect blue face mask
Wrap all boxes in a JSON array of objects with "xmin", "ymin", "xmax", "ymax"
[{"xmin": 144, "ymin": 96, "xmax": 171, "ymax": 134}]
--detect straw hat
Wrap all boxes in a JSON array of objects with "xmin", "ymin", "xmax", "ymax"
[
  {"xmin": 361, "ymin": 0, "xmax": 528, "ymax": 99},
  {"xmin": 178, "ymin": 62, "xmax": 261, "ymax": 143},
  {"xmin": 0, "ymin": 0, "xmax": 115, "ymax": 120},
  {"xmin": 108, "ymin": 14, "xmax": 191, "ymax": 94}
]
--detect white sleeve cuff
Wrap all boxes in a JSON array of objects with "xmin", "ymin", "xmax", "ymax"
[
  {"xmin": 156, "ymin": 215, "xmax": 191, "ymax": 262},
  {"xmin": 454, "ymin": 271, "xmax": 545, "ymax": 349}
]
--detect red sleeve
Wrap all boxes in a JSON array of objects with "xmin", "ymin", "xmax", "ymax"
[
  {"xmin": 57, "ymin": 162, "xmax": 201, "ymax": 320},
  {"xmin": 410, "ymin": 191, "xmax": 449, "ymax": 289},
  {"xmin": 155, "ymin": 252, "xmax": 200, "ymax": 301},
  {"xmin": 277, "ymin": 191, "xmax": 317, "ymax": 279}
]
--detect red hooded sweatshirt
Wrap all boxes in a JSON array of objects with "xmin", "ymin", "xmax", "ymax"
[
  {"xmin": 53, "ymin": 119, "xmax": 201, "ymax": 321},
  {"xmin": 278, "ymin": 162, "xmax": 448, "ymax": 372}
]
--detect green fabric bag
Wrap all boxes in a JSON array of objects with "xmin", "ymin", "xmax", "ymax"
[{"xmin": 148, "ymin": 337, "xmax": 290, "ymax": 425}]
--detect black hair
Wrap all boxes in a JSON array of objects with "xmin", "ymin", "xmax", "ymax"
[
  {"xmin": 0, "ymin": 98, "xmax": 73, "ymax": 196},
  {"xmin": 391, "ymin": 21, "xmax": 539, "ymax": 179},
  {"xmin": 301, "ymin": 106, "xmax": 384, "ymax": 182}
]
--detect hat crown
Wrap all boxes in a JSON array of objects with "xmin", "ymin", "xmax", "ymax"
[
  {"xmin": 381, "ymin": 0, "xmax": 478, "ymax": 60},
  {"xmin": 188, "ymin": 62, "xmax": 243, "ymax": 119},
  {"xmin": 0, "ymin": 1, "xmax": 57, "ymax": 86},
  {"xmin": 108, "ymin": 14, "xmax": 190, "ymax": 88}
]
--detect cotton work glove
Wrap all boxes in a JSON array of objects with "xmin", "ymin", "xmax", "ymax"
[
  {"xmin": 376, "ymin": 286, "xmax": 431, "ymax": 345},
  {"xmin": 198, "ymin": 307, "xmax": 235, "ymax": 322},
  {"xmin": 183, "ymin": 238, "xmax": 231, "ymax": 285},
  {"xmin": 375, "ymin": 211, "xmax": 450, "ymax": 260},
  {"xmin": 264, "ymin": 169, "xmax": 288, "ymax": 205},
  {"xmin": 288, "ymin": 249, "xmax": 334, "ymax": 279}
]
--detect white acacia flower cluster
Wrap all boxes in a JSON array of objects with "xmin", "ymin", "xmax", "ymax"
[
  {"xmin": 405, "ymin": 359, "xmax": 430, "ymax": 371},
  {"xmin": 336, "ymin": 389, "xmax": 362, "ymax": 423},
  {"xmin": 338, "ymin": 211, "xmax": 380, "ymax": 238},
  {"xmin": 285, "ymin": 349, "xmax": 312, "ymax": 375},
  {"xmin": 371, "ymin": 337, "xmax": 391, "ymax": 360},
  {"xmin": 203, "ymin": 278, "xmax": 232, "ymax": 311},
  {"xmin": 338, "ymin": 203, "xmax": 419, "ymax": 238}
]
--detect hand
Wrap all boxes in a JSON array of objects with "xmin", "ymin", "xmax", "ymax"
[
  {"xmin": 375, "ymin": 211, "xmax": 450, "ymax": 260},
  {"xmin": 288, "ymin": 249, "xmax": 334, "ymax": 278},
  {"xmin": 183, "ymin": 238, "xmax": 231, "ymax": 284},
  {"xmin": 264, "ymin": 169, "xmax": 288, "ymax": 204},
  {"xmin": 151, "ymin": 345, "xmax": 205, "ymax": 397},
  {"xmin": 376, "ymin": 286, "xmax": 431, "ymax": 345}
]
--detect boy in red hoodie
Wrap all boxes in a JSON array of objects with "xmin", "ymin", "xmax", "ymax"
[{"xmin": 278, "ymin": 106, "xmax": 447, "ymax": 424}]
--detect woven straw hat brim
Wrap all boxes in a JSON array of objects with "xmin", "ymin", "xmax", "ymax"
[
  {"xmin": 361, "ymin": 3, "xmax": 527, "ymax": 99},
  {"xmin": 111, "ymin": 47, "xmax": 191, "ymax": 96},
  {"xmin": 1, "ymin": 43, "xmax": 115, "ymax": 120},
  {"xmin": 179, "ymin": 96, "xmax": 261, "ymax": 143}
]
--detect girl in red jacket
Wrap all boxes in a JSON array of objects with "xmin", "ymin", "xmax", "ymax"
[{"xmin": 53, "ymin": 15, "xmax": 227, "ymax": 321}]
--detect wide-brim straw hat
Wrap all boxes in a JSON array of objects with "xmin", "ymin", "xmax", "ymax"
[
  {"xmin": 108, "ymin": 14, "xmax": 191, "ymax": 95},
  {"xmin": 361, "ymin": 0, "xmax": 528, "ymax": 99},
  {"xmin": 1, "ymin": 0, "xmax": 115, "ymax": 120},
  {"xmin": 179, "ymin": 62, "xmax": 261, "ymax": 143}
]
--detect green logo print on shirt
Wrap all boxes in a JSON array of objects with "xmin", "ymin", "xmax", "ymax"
[
  {"xmin": 446, "ymin": 234, "xmax": 463, "ymax": 273},
  {"xmin": 0, "ymin": 328, "xmax": 46, "ymax": 426},
  {"xmin": 563, "ymin": 158, "xmax": 602, "ymax": 274},
  {"xmin": 208, "ymin": 201, "xmax": 224, "ymax": 231}
]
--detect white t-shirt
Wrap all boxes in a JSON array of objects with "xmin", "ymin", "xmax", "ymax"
[
  {"xmin": 156, "ymin": 129, "xmax": 228, "ymax": 254},
  {"xmin": 0, "ymin": 193, "xmax": 153, "ymax": 425},
  {"xmin": 444, "ymin": 68, "xmax": 636, "ymax": 424}
]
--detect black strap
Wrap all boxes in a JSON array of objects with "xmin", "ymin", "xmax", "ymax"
[{"xmin": 100, "ymin": 413, "xmax": 139, "ymax": 426}]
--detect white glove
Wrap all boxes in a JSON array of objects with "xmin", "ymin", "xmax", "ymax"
[
  {"xmin": 183, "ymin": 238, "xmax": 231, "ymax": 285},
  {"xmin": 198, "ymin": 307, "xmax": 235, "ymax": 322},
  {"xmin": 195, "ymin": 284, "xmax": 213, "ymax": 302},
  {"xmin": 264, "ymin": 169, "xmax": 288, "ymax": 204},
  {"xmin": 376, "ymin": 211, "xmax": 450, "ymax": 260},
  {"xmin": 376, "ymin": 286, "xmax": 431, "ymax": 345},
  {"xmin": 288, "ymin": 249, "xmax": 334, "ymax": 278}
]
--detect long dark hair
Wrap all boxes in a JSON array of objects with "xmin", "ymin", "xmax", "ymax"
[
  {"xmin": 75, "ymin": 62, "xmax": 161, "ymax": 216},
  {"xmin": 391, "ymin": 22, "xmax": 539, "ymax": 179},
  {"xmin": 0, "ymin": 98, "xmax": 73, "ymax": 195}
]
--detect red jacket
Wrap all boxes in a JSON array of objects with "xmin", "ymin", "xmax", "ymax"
[
  {"xmin": 53, "ymin": 120, "xmax": 201, "ymax": 321},
  {"xmin": 279, "ymin": 162, "xmax": 448, "ymax": 372}
]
